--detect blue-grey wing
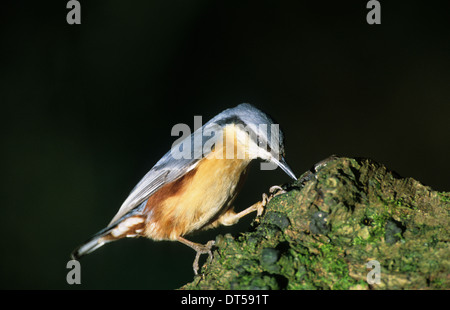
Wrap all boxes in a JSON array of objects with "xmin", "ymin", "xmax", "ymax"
[
  {"xmin": 107, "ymin": 119, "xmax": 221, "ymax": 225},
  {"xmin": 107, "ymin": 103, "xmax": 268, "ymax": 225},
  {"xmin": 108, "ymin": 153, "xmax": 201, "ymax": 225}
]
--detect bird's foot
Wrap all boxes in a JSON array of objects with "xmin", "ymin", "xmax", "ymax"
[
  {"xmin": 177, "ymin": 236, "xmax": 215, "ymax": 275},
  {"xmin": 192, "ymin": 240, "xmax": 215, "ymax": 276}
]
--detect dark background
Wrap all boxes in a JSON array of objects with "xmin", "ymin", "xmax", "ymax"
[{"xmin": 1, "ymin": 1, "xmax": 449, "ymax": 289}]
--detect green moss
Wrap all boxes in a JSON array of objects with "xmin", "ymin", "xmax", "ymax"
[
  {"xmin": 437, "ymin": 192, "xmax": 450, "ymax": 204},
  {"xmin": 181, "ymin": 157, "xmax": 450, "ymax": 290}
]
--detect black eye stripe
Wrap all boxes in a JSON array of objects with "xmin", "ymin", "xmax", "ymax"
[{"xmin": 213, "ymin": 114, "xmax": 280, "ymax": 155}]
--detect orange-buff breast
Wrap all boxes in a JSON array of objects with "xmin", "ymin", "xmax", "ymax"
[{"xmin": 143, "ymin": 126, "xmax": 251, "ymax": 240}]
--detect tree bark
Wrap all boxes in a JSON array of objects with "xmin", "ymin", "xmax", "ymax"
[{"xmin": 181, "ymin": 156, "xmax": 450, "ymax": 289}]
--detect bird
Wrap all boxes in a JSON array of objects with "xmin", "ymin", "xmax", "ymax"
[{"xmin": 71, "ymin": 103, "xmax": 297, "ymax": 275}]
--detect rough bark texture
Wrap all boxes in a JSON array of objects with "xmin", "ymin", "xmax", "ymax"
[{"xmin": 180, "ymin": 156, "xmax": 450, "ymax": 290}]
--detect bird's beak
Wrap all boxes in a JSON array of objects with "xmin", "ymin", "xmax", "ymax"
[{"xmin": 273, "ymin": 156, "xmax": 297, "ymax": 180}]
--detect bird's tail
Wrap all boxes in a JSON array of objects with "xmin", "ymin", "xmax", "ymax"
[
  {"xmin": 70, "ymin": 210, "xmax": 147, "ymax": 260},
  {"xmin": 70, "ymin": 225, "xmax": 116, "ymax": 260}
]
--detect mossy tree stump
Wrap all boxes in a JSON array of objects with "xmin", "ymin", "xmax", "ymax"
[{"xmin": 181, "ymin": 157, "xmax": 449, "ymax": 289}]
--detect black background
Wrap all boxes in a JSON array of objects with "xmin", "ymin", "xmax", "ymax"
[{"xmin": 1, "ymin": 1, "xmax": 449, "ymax": 289}]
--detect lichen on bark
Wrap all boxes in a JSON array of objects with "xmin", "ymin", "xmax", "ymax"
[{"xmin": 181, "ymin": 156, "xmax": 450, "ymax": 290}]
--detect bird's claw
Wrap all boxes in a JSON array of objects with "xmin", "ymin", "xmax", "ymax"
[
  {"xmin": 257, "ymin": 185, "xmax": 288, "ymax": 216},
  {"xmin": 193, "ymin": 240, "xmax": 215, "ymax": 276},
  {"xmin": 269, "ymin": 185, "xmax": 287, "ymax": 196}
]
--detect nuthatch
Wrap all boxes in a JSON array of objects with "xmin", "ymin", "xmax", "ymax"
[{"xmin": 71, "ymin": 103, "xmax": 297, "ymax": 274}]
